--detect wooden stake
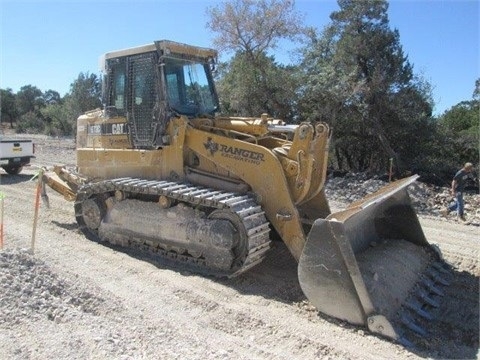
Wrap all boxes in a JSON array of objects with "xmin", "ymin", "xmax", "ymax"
[{"xmin": 31, "ymin": 169, "xmax": 43, "ymax": 254}]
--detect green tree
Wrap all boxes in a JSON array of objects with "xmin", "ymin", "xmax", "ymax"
[
  {"xmin": 436, "ymin": 79, "xmax": 480, "ymax": 172},
  {"xmin": 41, "ymin": 103, "xmax": 72, "ymax": 136},
  {"xmin": 0, "ymin": 88, "xmax": 18, "ymax": 127},
  {"xmin": 14, "ymin": 85, "xmax": 46, "ymax": 134},
  {"xmin": 207, "ymin": 0, "xmax": 305, "ymax": 57},
  {"xmin": 66, "ymin": 72, "xmax": 101, "ymax": 115},
  {"xmin": 206, "ymin": 0, "xmax": 305, "ymax": 119},
  {"xmin": 473, "ymin": 78, "xmax": 480, "ymax": 101},
  {"xmin": 216, "ymin": 52, "xmax": 299, "ymax": 120},
  {"xmin": 43, "ymin": 89, "xmax": 62, "ymax": 105},
  {"xmin": 62, "ymin": 72, "xmax": 102, "ymax": 135},
  {"xmin": 15, "ymin": 85, "xmax": 44, "ymax": 116},
  {"xmin": 299, "ymin": 0, "xmax": 434, "ymax": 174},
  {"xmin": 2, "ymin": 74, "xmax": 100, "ymax": 136},
  {"xmin": 16, "ymin": 111, "xmax": 45, "ymax": 134}
]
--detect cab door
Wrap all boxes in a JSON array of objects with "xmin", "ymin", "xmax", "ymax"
[{"xmin": 127, "ymin": 53, "xmax": 158, "ymax": 148}]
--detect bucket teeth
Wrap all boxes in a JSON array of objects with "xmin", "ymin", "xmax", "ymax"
[
  {"xmin": 405, "ymin": 299, "xmax": 433, "ymax": 320},
  {"xmin": 426, "ymin": 267, "xmax": 450, "ymax": 286},
  {"xmin": 397, "ymin": 336, "xmax": 414, "ymax": 349},
  {"xmin": 417, "ymin": 288, "xmax": 440, "ymax": 308},
  {"xmin": 432, "ymin": 261, "xmax": 452, "ymax": 275},
  {"xmin": 394, "ymin": 259, "xmax": 453, "ymax": 344},
  {"xmin": 401, "ymin": 314, "xmax": 427, "ymax": 336},
  {"xmin": 422, "ymin": 277, "xmax": 445, "ymax": 297}
]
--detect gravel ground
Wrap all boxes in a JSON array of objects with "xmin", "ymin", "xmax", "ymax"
[{"xmin": 0, "ymin": 136, "xmax": 478, "ymax": 360}]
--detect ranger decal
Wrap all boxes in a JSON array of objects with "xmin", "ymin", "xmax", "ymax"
[{"xmin": 203, "ymin": 138, "xmax": 265, "ymax": 165}]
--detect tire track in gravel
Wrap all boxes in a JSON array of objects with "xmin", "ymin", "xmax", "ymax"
[{"xmin": 419, "ymin": 218, "xmax": 480, "ymax": 276}]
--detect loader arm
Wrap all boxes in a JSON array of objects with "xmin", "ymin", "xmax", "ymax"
[
  {"xmin": 185, "ymin": 123, "xmax": 312, "ymax": 261},
  {"xmin": 186, "ymin": 117, "xmax": 450, "ymax": 343}
]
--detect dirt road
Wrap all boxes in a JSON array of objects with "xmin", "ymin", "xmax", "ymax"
[{"xmin": 0, "ymin": 138, "xmax": 478, "ymax": 359}]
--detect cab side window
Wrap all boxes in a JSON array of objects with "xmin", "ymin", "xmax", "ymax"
[{"xmin": 107, "ymin": 59, "xmax": 126, "ymax": 115}]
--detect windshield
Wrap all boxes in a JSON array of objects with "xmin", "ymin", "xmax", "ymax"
[{"xmin": 164, "ymin": 58, "xmax": 218, "ymax": 116}]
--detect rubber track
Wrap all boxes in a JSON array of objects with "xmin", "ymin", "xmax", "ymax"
[{"xmin": 74, "ymin": 177, "xmax": 272, "ymax": 277}]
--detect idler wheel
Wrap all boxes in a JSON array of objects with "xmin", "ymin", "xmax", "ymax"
[
  {"xmin": 208, "ymin": 209, "xmax": 248, "ymax": 267},
  {"xmin": 81, "ymin": 197, "xmax": 106, "ymax": 230}
]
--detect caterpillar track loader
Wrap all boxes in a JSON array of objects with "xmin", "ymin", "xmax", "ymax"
[{"xmin": 43, "ymin": 40, "xmax": 450, "ymax": 345}]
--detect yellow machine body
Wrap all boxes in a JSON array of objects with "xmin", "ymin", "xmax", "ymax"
[{"xmin": 43, "ymin": 40, "xmax": 449, "ymax": 344}]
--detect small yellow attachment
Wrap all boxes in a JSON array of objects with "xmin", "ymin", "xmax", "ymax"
[{"xmin": 42, "ymin": 171, "xmax": 76, "ymax": 201}]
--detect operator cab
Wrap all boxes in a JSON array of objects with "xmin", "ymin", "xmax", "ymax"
[{"xmin": 100, "ymin": 40, "xmax": 219, "ymax": 148}]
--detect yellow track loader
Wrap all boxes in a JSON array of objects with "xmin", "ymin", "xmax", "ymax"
[{"xmin": 43, "ymin": 40, "xmax": 450, "ymax": 345}]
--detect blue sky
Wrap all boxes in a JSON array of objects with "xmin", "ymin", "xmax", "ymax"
[{"xmin": 0, "ymin": 0, "xmax": 478, "ymax": 116}]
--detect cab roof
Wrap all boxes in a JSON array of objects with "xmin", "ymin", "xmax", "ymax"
[{"xmin": 100, "ymin": 40, "xmax": 217, "ymax": 70}]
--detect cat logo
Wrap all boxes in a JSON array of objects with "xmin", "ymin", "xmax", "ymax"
[{"xmin": 112, "ymin": 123, "xmax": 125, "ymax": 134}]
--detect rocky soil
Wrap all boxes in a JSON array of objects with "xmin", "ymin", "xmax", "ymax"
[{"xmin": 0, "ymin": 136, "xmax": 478, "ymax": 359}]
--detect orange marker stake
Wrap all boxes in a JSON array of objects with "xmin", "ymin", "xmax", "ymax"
[{"xmin": 31, "ymin": 170, "xmax": 43, "ymax": 254}]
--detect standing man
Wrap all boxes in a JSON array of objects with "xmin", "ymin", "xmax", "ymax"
[{"xmin": 442, "ymin": 162, "xmax": 475, "ymax": 222}]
